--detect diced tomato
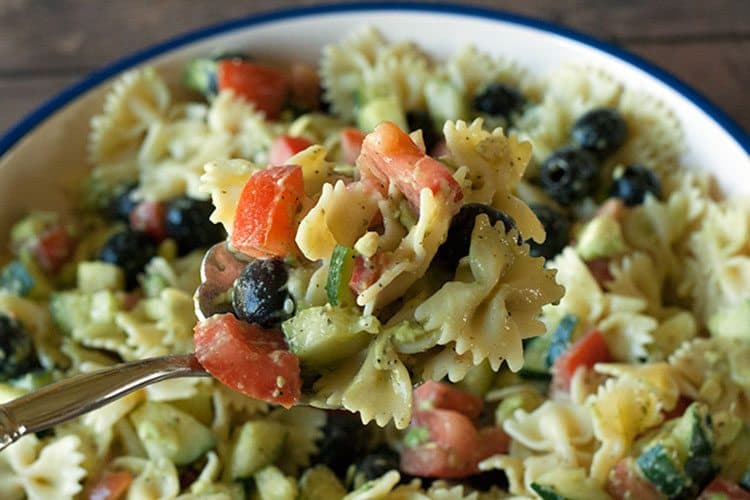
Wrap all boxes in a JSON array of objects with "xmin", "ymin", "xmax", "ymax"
[
  {"xmin": 128, "ymin": 201, "xmax": 166, "ymax": 241},
  {"xmin": 607, "ymin": 458, "xmax": 662, "ymax": 500},
  {"xmin": 34, "ymin": 225, "xmax": 74, "ymax": 273},
  {"xmin": 341, "ymin": 128, "xmax": 366, "ymax": 165},
  {"xmin": 193, "ymin": 313, "xmax": 301, "ymax": 408},
  {"xmin": 663, "ymin": 396, "xmax": 693, "ymax": 421},
  {"xmin": 289, "ymin": 63, "xmax": 320, "ymax": 111},
  {"xmin": 87, "ymin": 470, "xmax": 133, "ymax": 500},
  {"xmin": 698, "ymin": 478, "xmax": 750, "ymax": 500},
  {"xmin": 413, "ymin": 380, "xmax": 483, "ymax": 419},
  {"xmin": 349, "ymin": 253, "xmax": 387, "ymax": 295},
  {"xmin": 596, "ymin": 198, "xmax": 626, "ymax": 221},
  {"xmin": 217, "ymin": 60, "xmax": 290, "ymax": 119},
  {"xmin": 357, "ymin": 121, "xmax": 463, "ymax": 211},
  {"xmin": 585, "ymin": 258, "xmax": 613, "ymax": 288},
  {"xmin": 269, "ymin": 135, "xmax": 314, "ymax": 166},
  {"xmin": 552, "ymin": 329, "xmax": 611, "ymax": 392},
  {"xmin": 230, "ymin": 165, "xmax": 304, "ymax": 259},
  {"xmin": 401, "ymin": 408, "xmax": 508, "ymax": 478}
]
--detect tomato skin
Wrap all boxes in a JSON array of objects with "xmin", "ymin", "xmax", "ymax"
[
  {"xmin": 663, "ymin": 395, "xmax": 693, "ymax": 421},
  {"xmin": 193, "ymin": 313, "xmax": 301, "ymax": 408},
  {"xmin": 358, "ymin": 121, "xmax": 463, "ymax": 211},
  {"xmin": 269, "ymin": 135, "xmax": 314, "ymax": 166},
  {"xmin": 698, "ymin": 478, "xmax": 750, "ymax": 500},
  {"xmin": 341, "ymin": 128, "xmax": 366, "ymax": 165},
  {"xmin": 230, "ymin": 165, "xmax": 304, "ymax": 259},
  {"xmin": 401, "ymin": 408, "xmax": 509, "ymax": 478},
  {"xmin": 349, "ymin": 253, "xmax": 387, "ymax": 295},
  {"xmin": 87, "ymin": 470, "xmax": 133, "ymax": 500},
  {"xmin": 586, "ymin": 257, "xmax": 613, "ymax": 288},
  {"xmin": 413, "ymin": 380, "xmax": 483, "ymax": 419},
  {"xmin": 128, "ymin": 201, "xmax": 166, "ymax": 241},
  {"xmin": 217, "ymin": 61, "xmax": 290, "ymax": 119},
  {"xmin": 552, "ymin": 329, "xmax": 611, "ymax": 392},
  {"xmin": 34, "ymin": 225, "xmax": 73, "ymax": 273},
  {"xmin": 607, "ymin": 458, "xmax": 662, "ymax": 500}
]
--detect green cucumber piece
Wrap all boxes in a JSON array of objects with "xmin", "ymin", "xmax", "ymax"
[
  {"xmin": 546, "ymin": 314, "xmax": 578, "ymax": 367},
  {"xmin": 326, "ymin": 245, "xmax": 356, "ymax": 307},
  {"xmin": 0, "ymin": 258, "xmax": 50, "ymax": 299},
  {"xmin": 425, "ymin": 78, "xmax": 469, "ymax": 129},
  {"xmin": 357, "ymin": 95, "xmax": 407, "ymax": 132},
  {"xmin": 183, "ymin": 58, "xmax": 218, "ymax": 98},
  {"xmin": 530, "ymin": 483, "xmax": 569, "ymax": 500},
  {"xmin": 254, "ymin": 465, "xmax": 298, "ymax": 500},
  {"xmin": 130, "ymin": 401, "xmax": 215, "ymax": 466},
  {"xmin": 230, "ymin": 420, "xmax": 287, "ymax": 479},
  {"xmin": 637, "ymin": 444, "xmax": 688, "ymax": 498},
  {"xmin": 281, "ymin": 306, "xmax": 376, "ymax": 370},
  {"xmin": 519, "ymin": 334, "xmax": 553, "ymax": 379},
  {"xmin": 298, "ymin": 465, "xmax": 346, "ymax": 500}
]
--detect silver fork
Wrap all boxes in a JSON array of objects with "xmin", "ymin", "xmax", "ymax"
[{"xmin": 0, "ymin": 242, "xmax": 244, "ymax": 452}]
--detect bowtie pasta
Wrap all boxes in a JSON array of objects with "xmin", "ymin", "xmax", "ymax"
[{"xmin": 0, "ymin": 26, "xmax": 748, "ymax": 500}]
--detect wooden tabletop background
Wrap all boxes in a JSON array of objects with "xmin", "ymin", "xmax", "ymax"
[{"xmin": 0, "ymin": 0, "xmax": 748, "ymax": 135}]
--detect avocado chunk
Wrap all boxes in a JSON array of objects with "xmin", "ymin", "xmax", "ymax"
[
  {"xmin": 281, "ymin": 306, "xmax": 377, "ymax": 370},
  {"xmin": 230, "ymin": 420, "xmax": 288, "ymax": 479},
  {"xmin": 425, "ymin": 78, "xmax": 469, "ymax": 129},
  {"xmin": 575, "ymin": 214, "xmax": 627, "ymax": 260},
  {"xmin": 130, "ymin": 401, "xmax": 215, "ymax": 465}
]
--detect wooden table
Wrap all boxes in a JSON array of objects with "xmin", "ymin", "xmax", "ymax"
[{"xmin": 0, "ymin": 0, "xmax": 748, "ymax": 134}]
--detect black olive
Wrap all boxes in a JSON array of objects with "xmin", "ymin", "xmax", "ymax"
[
  {"xmin": 526, "ymin": 204, "xmax": 570, "ymax": 260},
  {"xmin": 97, "ymin": 229, "xmax": 157, "ymax": 289},
  {"xmin": 106, "ymin": 183, "xmax": 138, "ymax": 222},
  {"xmin": 434, "ymin": 203, "xmax": 518, "ymax": 270},
  {"xmin": 313, "ymin": 411, "xmax": 371, "ymax": 478},
  {"xmin": 354, "ymin": 448, "xmax": 401, "ymax": 482},
  {"xmin": 571, "ymin": 108, "xmax": 627, "ymax": 159},
  {"xmin": 406, "ymin": 110, "xmax": 439, "ymax": 152},
  {"xmin": 164, "ymin": 196, "xmax": 225, "ymax": 256},
  {"xmin": 466, "ymin": 468, "xmax": 509, "ymax": 492},
  {"xmin": 609, "ymin": 165, "xmax": 662, "ymax": 206},
  {"xmin": 472, "ymin": 83, "xmax": 526, "ymax": 122},
  {"xmin": 539, "ymin": 147, "xmax": 600, "ymax": 205},
  {"xmin": 232, "ymin": 258, "xmax": 293, "ymax": 327},
  {"xmin": 0, "ymin": 314, "xmax": 40, "ymax": 381}
]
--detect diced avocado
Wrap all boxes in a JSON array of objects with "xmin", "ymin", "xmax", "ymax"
[
  {"xmin": 130, "ymin": 401, "xmax": 215, "ymax": 466},
  {"xmin": 50, "ymin": 290, "xmax": 121, "ymax": 340},
  {"xmin": 708, "ymin": 300, "xmax": 750, "ymax": 340},
  {"xmin": 326, "ymin": 245, "xmax": 357, "ymax": 307},
  {"xmin": 575, "ymin": 214, "xmax": 627, "ymax": 260},
  {"xmin": 546, "ymin": 315, "xmax": 578, "ymax": 367},
  {"xmin": 0, "ymin": 258, "xmax": 51, "ymax": 299},
  {"xmin": 298, "ymin": 465, "xmax": 346, "ymax": 500},
  {"xmin": 77, "ymin": 261, "xmax": 124, "ymax": 293},
  {"xmin": 357, "ymin": 95, "xmax": 407, "ymax": 132},
  {"xmin": 184, "ymin": 58, "xmax": 219, "ymax": 98},
  {"xmin": 425, "ymin": 78, "xmax": 469, "ymax": 129},
  {"xmin": 455, "ymin": 360, "xmax": 495, "ymax": 397},
  {"xmin": 636, "ymin": 403, "xmax": 716, "ymax": 498},
  {"xmin": 254, "ymin": 465, "xmax": 298, "ymax": 500},
  {"xmin": 230, "ymin": 420, "xmax": 288, "ymax": 479},
  {"xmin": 281, "ymin": 306, "xmax": 377, "ymax": 370}
]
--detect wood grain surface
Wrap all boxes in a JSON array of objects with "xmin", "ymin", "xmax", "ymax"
[{"xmin": 0, "ymin": 0, "xmax": 748, "ymax": 134}]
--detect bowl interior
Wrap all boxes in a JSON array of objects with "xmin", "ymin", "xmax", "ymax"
[{"xmin": 1, "ymin": 7, "xmax": 747, "ymax": 237}]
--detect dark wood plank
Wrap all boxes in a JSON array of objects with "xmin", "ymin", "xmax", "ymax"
[
  {"xmin": 0, "ymin": 74, "xmax": 82, "ymax": 133},
  {"xmin": 0, "ymin": 0, "xmax": 748, "ymax": 73},
  {"xmin": 628, "ymin": 39, "xmax": 750, "ymax": 130}
]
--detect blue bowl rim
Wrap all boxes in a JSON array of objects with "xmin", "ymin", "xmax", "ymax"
[{"xmin": 1, "ymin": 1, "xmax": 748, "ymax": 158}]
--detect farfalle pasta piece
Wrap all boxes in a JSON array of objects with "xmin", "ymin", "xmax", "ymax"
[
  {"xmin": 416, "ymin": 214, "xmax": 563, "ymax": 372},
  {"xmin": 442, "ymin": 45, "xmax": 526, "ymax": 99},
  {"xmin": 343, "ymin": 470, "xmax": 402, "ymax": 500},
  {"xmin": 112, "ymin": 456, "xmax": 180, "ymax": 500},
  {"xmin": 200, "ymin": 158, "xmax": 258, "ymax": 234},
  {"xmin": 442, "ymin": 119, "xmax": 543, "ymax": 242},
  {"xmin": 89, "ymin": 67, "xmax": 171, "ymax": 164},
  {"xmin": 0, "ymin": 434, "xmax": 87, "ymax": 500},
  {"xmin": 587, "ymin": 375, "xmax": 665, "ymax": 483},
  {"xmin": 313, "ymin": 331, "xmax": 413, "ymax": 429},
  {"xmin": 270, "ymin": 406, "xmax": 327, "ymax": 473}
]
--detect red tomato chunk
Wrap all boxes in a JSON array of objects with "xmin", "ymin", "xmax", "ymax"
[
  {"xmin": 413, "ymin": 380, "xmax": 483, "ymax": 419},
  {"xmin": 217, "ymin": 61, "xmax": 290, "ymax": 119},
  {"xmin": 269, "ymin": 135, "xmax": 313, "ymax": 166},
  {"xmin": 193, "ymin": 313, "xmax": 301, "ymax": 408},
  {"xmin": 552, "ymin": 329, "xmax": 611, "ymax": 392}
]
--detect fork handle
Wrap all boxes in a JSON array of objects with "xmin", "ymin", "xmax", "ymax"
[{"xmin": 0, "ymin": 354, "xmax": 208, "ymax": 451}]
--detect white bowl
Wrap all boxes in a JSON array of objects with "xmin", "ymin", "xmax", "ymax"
[{"xmin": 1, "ymin": 3, "xmax": 748, "ymax": 237}]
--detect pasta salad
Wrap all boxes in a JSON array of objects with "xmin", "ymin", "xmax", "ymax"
[{"xmin": 0, "ymin": 26, "xmax": 748, "ymax": 500}]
